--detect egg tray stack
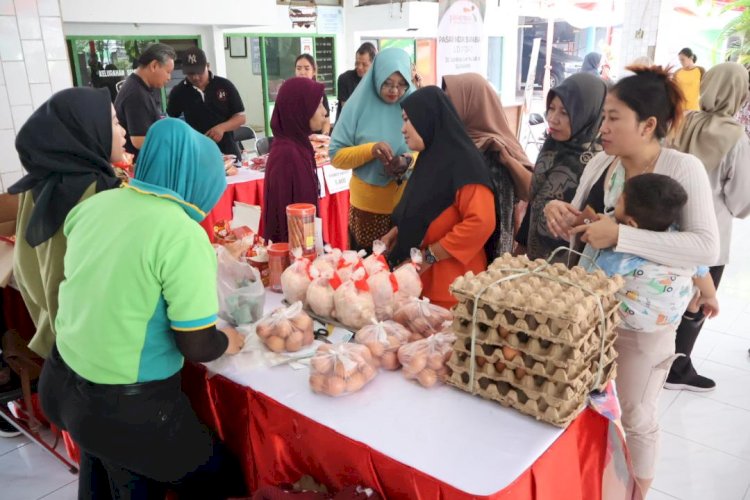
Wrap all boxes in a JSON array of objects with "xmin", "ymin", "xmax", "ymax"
[{"xmin": 446, "ymin": 254, "xmax": 624, "ymax": 427}]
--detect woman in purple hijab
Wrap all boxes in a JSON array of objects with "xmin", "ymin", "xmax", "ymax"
[{"xmin": 262, "ymin": 77, "xmax": 327, "ymax": 242}]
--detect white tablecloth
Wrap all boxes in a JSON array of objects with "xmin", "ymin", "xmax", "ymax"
[
  {"xmin": 226, "ymin": 168, "xmax": 265, "ymax": 185},
  {"xmin": 212, "ymin": 292, "xmax": 565, "ymax": 496}
]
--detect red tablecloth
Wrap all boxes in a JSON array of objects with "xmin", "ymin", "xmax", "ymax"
[
  {"xmin": 181, "ymin": 362, "xmax": 609, "ymax": 500},
  {"xmin": 200, "ymin": 169, "xmax": 350, "ymax": 250}
]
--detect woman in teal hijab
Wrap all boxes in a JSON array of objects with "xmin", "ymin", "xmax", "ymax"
[
  {"xmin": 39, "ymin": 118, "xmax": 246, "ymax": 498},
  {"xmin": 330, "ymin": 47, "xmax": 414, "ymax": 251}
]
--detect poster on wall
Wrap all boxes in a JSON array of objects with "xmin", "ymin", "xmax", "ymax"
[{"xmin": 436, "ymin": 0, "xmax": 486, "ymax": 82}]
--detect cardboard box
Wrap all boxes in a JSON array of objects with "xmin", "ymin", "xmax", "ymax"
[{"xmin": 0, "ymin": 194, "xmax": 18, "ymax": 237}]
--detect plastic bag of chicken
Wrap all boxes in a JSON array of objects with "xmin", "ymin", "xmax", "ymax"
[
  {"xmin": 397, "ymin": 331, "xmax": 457, "ymax": 387},
  {"xmin": 333, "ymin": 268, "xmax": 376, "ymax": 330},
  {"xmin": 354, "ymin": 320, "xmax": 411, "ymax": 370},
  {"xmin": 309, "ymin": 343, "xmax": 378, "ymax": 396},
  {"xmin": 393, "ymin": 297, "xmax": 453, "ymax": 341},
  {"xmin": 256, "ymin": 301, "xmax": 315, "ymax": 353},
  {"xmin": 392, "ymin": 248, "xmax": 423, "ymax": 303},
  {"xmin": 281, "ymin": 248, "xmax": 314, "ymax": 306}
]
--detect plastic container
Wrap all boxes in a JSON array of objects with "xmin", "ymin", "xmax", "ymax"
[
  {"xmin": 286, "ymin": 203, "xmax": 316, "ymax": 255},
  {"xmin": 268, "ymin": 242, "xmax": 290, "ymax": 292}
]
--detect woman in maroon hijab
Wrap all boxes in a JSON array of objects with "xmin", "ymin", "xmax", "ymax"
[{"xmin": 263, "ymin": 77, "xmax": 327, "ymax": 242}]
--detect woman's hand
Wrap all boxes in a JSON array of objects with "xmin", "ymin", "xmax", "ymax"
[
  {"xmin": 544, "ymin": 200, "xmax": 581, "ymax": 240},
  {"xmin": 371, "ymin": 142, "xmax": 394, "ymax": 164},
  {"xmin": 380, "ymin": 227, "xmax": 399, "ymax": 253},
  {"xmin": 569, "ymin": 216, "xmax": 619, "ymax": 249},
  {"xmin": 384, "ymin": 155, "xmax": 409, "ymax": 178},
  {"xmin": 222, "ymin": 326, "xmax": 245, "ymax": 355}
]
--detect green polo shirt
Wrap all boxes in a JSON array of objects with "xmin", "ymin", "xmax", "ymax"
[{"xmin": 55, "ymin": 186, "xmax": 218, "ymax": 384}]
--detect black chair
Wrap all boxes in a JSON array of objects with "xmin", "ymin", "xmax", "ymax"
[
  {"xmin": 256, "ymin": 136, "xmax": 274, "ymax": 156},
  {"xmin": 524, "ymin": 112, "xmax": 546, "ymax": 151},
  {"xmin": 233, "ymin": 126, "xmax": 256, "ymax": 153}
]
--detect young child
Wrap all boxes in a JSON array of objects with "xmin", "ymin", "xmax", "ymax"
[
  {"xmin": 589, "ymin": 173, "xmax": 718, "ymax": 493},
  {"xmin": 594, "ymin": 173, "xmax": 719, "ymax": 330}
]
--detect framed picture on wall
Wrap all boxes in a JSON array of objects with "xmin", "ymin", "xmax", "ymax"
[{"xmin": 229, "ymin": 37, "xmax": 247, "ymax": 58}]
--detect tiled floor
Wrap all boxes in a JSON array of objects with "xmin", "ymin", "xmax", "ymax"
[{"xmin": 2, "ymin": 223, "xmax": 750, "ymax": 499}]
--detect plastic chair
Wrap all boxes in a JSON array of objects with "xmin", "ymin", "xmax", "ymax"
[
  {"xmin": 256, "ymin": 137, "xmax": 274, "ymax": 156},
  {"xmin": 233, "ymin": 126, "xmax": 256, "ymax": 152},
  {"xmin": 524, "ymin": 112, "xmax": 547, "ymax": 152}
]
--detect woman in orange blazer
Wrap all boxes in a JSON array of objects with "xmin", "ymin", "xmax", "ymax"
[{"xmin": 383, "ymin": 86, "xmax": 497, "ymax": 309}]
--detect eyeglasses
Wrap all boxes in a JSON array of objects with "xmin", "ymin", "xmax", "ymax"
[{"xmin": 381, "ymin": 82, "xmax": 408, "ymax": 93}]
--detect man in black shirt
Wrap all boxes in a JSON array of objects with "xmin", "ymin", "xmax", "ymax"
[
  {"xmin": 336, "ymin": 42, "xmax": 377, "ymax": 113},
  {"xmin": 114, "ymin": 43, "xmax": 176, "ymax": 156},
  {"xmin": 167, "ymin": 47, "xmax": 246, "ymax": 157}
]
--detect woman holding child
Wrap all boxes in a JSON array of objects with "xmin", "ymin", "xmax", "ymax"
[{"xmin": 544, "ymin": 66, "xmax": 719, "ymax": 496}]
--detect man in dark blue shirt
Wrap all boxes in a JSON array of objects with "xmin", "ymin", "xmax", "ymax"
[{"xmin": 167, "ymin": 47, "xmax": 246, "ymax": 157}]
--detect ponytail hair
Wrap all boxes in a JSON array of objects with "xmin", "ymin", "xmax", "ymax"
[
  {"xmin": 610, "ymin": 65, "xmax": 684, "ymax": 140},
  {"xmin": 679, "ymin": 47, "xmax": 697, "ymax": 63}
]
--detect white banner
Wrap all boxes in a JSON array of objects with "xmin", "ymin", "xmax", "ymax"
[{"xmin": 436, "ymin": 0, "xmax": 486, "ymax": 82}]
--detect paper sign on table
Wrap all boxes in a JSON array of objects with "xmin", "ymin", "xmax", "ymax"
[
  {"xmin": 314, "ymin": 217, "xmax": 324, "ymax": 255},
  {"xmin": 232, "ymin": 202, "xmax": 261, "ymax": 233},
  {"xmin": 322, "ymin": 164, "xmax": 352, "ymax": 195},
  {"xmin": 317, "ymin": 168, "xmax": 326, "ymax": 198}
]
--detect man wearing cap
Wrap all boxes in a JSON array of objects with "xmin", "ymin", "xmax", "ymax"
[{"xmin": 167, "ymin": 47, "xmax": 246, "ymax": 157}]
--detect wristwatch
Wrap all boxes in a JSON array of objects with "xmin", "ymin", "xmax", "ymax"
[{"xmin": 424, "ymin": 246, "xmax": 438, "ymax": 265}]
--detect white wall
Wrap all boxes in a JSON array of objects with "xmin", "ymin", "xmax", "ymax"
[
  {"xmin": 0, "ymin": 0, "xmax": 71, "ymax": 193},
  {"xmin": 617, "ymin": 0, "xmax": 662, "ymax": 75},
  {"xmin": 223, "ymin": 39, "xmax": 265, "ymax": 132},
  {"xmin": 59, "ymin": 0, "xmax": 277, "ymax": 26}
]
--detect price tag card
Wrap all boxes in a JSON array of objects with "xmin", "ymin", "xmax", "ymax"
[{"xmin": 322, "ymin": 164, "xmax": 352, "ymax": 195}]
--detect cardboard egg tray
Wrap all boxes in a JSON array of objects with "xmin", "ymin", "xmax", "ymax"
[
  {"xmin": 450, "ymin": 315, "xmax": 618, "ymax": 369},
  {"xmin": 451, "ymin": 303, "xmax": 620, "ymax": 349},
  {"xmin": 451, "ymin": 336, "xmax": 617, "ymax": 387},
  {"xmin": 444, "ymin": 253, "xmax": 623, "ymax": 427},
  {"xmin": 445, "ymin": 368, "xmax": 607, "ymax": 427}
]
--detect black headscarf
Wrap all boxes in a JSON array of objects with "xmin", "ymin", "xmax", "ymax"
[
  {"xmin": 389, "ymin": 86, "xmax": 493, "ymax": 266},
  {"xmin": 524, "ymin": 72, "xmax": 607, "ymax": 261},
  {"xmin": 10, "ymin": 87, "xmax": 120, "ymax": 247}
]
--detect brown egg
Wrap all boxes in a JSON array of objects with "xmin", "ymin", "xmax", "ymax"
[
  {"xmin": 311, "ymin": 354, "xmax": 333, "ymax": 374},
  {"xmin": 361, "ymin": 363, "xmax": 377, "ymax": 381},
  {"xmin": 409, "ymin": 353, "xmax": 428, "ymax": 373},
  {"xmin": 408, "ymin": 333, "xmax": 422, "ymax": 343},
  {"xmin": 358, "ymin": 345, "xmax": 373, "ymax": 363},
  {"xmin": 256, "ymin": 323, "xmax": 272, "ymax": 339},
  {"xmin": 417, "ymin": 369, "xmax": 438, "ymax": 388},
  {"xmin": 285, "ymin": 330, "xmax": 304, "ymax": 352},
  {"xmin": 497, "ymin": 326, "xmax": 510, "ymax": 339},
  {"xmin": 502, "ymin": 346, "xmax": 519, "ymax": 361},
  {"xmin": 345, "ymin": 372, "xmax": 366, "ymax": 393},
  {"xmin": 514, "ymin": 367, "xmax": 527, "ymax": 379},
  {"xmin": 317, "ymin": 344, "xmax": 333, "ymax": 354},
  {"xmin": 309, "ymin": 373, "xmax": 326, "ymax": 393},
  {"xmin": 326, "ymin": 376, "xmax": 346, "ymax": 396},
  {"xmin": 275, "ymin": 321, "xmax": 293, "ymax": 340},
  {"xmin": 475, "ymin": 356, "xmax": 486, "ymax": 368},
  {"xmin": 302, "ymin": 329, "xmax": 314, "ymax": 346},
  {"xmin": 334, "ymin": 361, "xmax": 356, "ymax": 379},
  {"xmin": 265, "ymin": 335, "xmax": 285, "ymax": 353},
  {"xmin": 380, "ymin": 351, "xmax": 400, "ymax": 370},
  {"xmin": 427, "ymin": 352, "xmax": 444, "ymax": 370},
  {"xmin": 290, "ymin": 313, "xmax": 313, "ymax": 333},
  {"xmin": 494, "ymin": 360, "xmax": 506, "ymax": 373},
  {"xmin": 366, "ymin": 341, "xmax": 385, "ymax": 358},
  {"xmin": 387, "ymin": 335, "xmax": 403, "ymax": 350},
  {"xmin": 442, "ymin": 349, "xmax": 453, "ymax": 363}
]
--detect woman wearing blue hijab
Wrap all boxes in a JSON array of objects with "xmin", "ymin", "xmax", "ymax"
[
  {"xmin": 39, "ymin": 119, "xmax": 246, "ymax": 499},
  {"xmin": 330, "ymin": 47, "xmax": 414, "ymax": 250}
]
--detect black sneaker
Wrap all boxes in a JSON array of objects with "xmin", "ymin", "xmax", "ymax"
[
  {"xmin": 664, "ymin": 373, "xmax": 716, "ymax": 392},
  {"xmin": 0, "ymin": 417, "xmax": 21, "ymax": 438}
]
